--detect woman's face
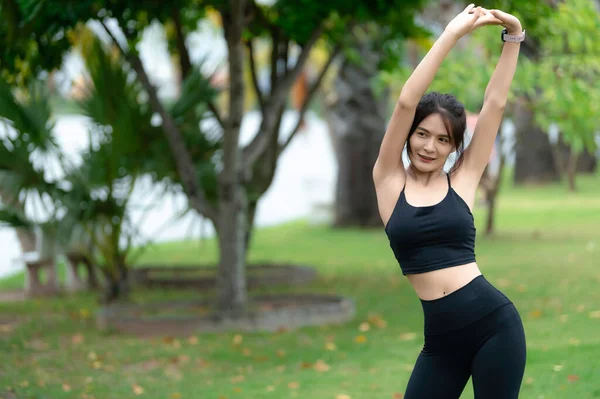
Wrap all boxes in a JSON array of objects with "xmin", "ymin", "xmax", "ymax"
[{"xmin": 408, "ymin": 113, "xmax": 455, "ymax": 172}]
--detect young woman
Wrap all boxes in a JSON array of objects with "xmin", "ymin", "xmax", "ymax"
[{"xmin": 373, "ymin": 5, "xmax": 526, "ymax": 399}]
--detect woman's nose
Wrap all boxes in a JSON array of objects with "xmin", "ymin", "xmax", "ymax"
[{"xmin": 424, "ymin": 139, "xmax": 435, "ymax": 152}]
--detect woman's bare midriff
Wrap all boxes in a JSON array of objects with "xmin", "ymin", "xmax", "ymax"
[{"xmin": 406, "ymin": 262, "xmax": 482, "ymax": 301}]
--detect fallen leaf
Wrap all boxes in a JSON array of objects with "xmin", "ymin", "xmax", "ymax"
[
  {"xmin": 231, "ymin": 375, "xmax": 245, "ymax": 383},
  {"xmin": 553, "ymin": 365, "xmax": 563, "ymax": 372},
  {"xmin": 276, "ymin": 349, "xmax": 286, "ymax": 357},
  {"xmin": 528, "ymin": 310, "xmax": 543, "ymax": 319},
  {"xmin": 393, "ymin": 393, "xmax": 404, "ymax": 398},
  {"xmin": 497, "ymin": 278, "xmax": 511, "ymax": 288},
  {"xmin": 288, "ymin": 381, "xmax": 300, "ymax": 389},
  {"xmin": 188, "ymin": 336, "xmax": 199, "ymax": 345},
  {"xmin": 71, "ymin": 334, "xmax": 84, "ymax": 345},
  {"xmin": 559, "ymin": 314, "xmax": 569, "ymax": 323},
  {"xmin": 568, "ymin": 337, "xmax": 581, "ymax": 346},
  {"xmin": 325, "ymin": 342, "xmax": 337, "ymax": 351},
  {"xmin": 132, "ymin": 384, "xmax": 144, "ymax": 395},
  {"xmin": 62, "ymin": 383, "xmax": 71, "ymax": 392},
  {"xmin": 577, "ymin": 304, "xmax": 585, "ymax": 313},
  {"xmin": 368, "ymin": 314, "xmax": 388, "ymax": 328},
  {"xmin": 233, "ymin": 334, "xmax": 243, "ymax": 345},
  {"xmin": 300, "ymin": 362, "xmax": 313, "ymax": 369},
  {"xmin": 359, "ymin": 322, "xmax": 370, "ymax": 332},
  {"xmin": 170, "ymin": 394, "xmax": 182, "ymax": 399},
  {"xmin": 336, "ymin": 394, "xmax": 351, "ymax": 399},
  {"xmin": 354, "ymin": 335, "xmax": 367, "ymax": 344},
  {"xmin": 399, "ymin": 332, "xmax": 417, "ymax": 341},
  {"xmin": 242, "ymin": 348, "xmax": 252, "ymax": 356},
  {"xmin": 314, "ymin": 360, "xmax": 330, "ymax": 372},
  {"xmin": 525, "ymin": 377, "xmax": 534, "ymax": 385},
  {"xmin": 567, "ymin": 375, "xmax": 579, "ymax": 382},
  {"xmin": 233, "ymin": 387, "xmax": 242, "ymax": 393},
  {"xmin": 589, "ymin": 310, "xmax": 600, "ymax": 319}
]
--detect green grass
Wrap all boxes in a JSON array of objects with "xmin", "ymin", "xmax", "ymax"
[{"xmin": 1, "ymin": 172, "xmax": 600, "ymax": 399}]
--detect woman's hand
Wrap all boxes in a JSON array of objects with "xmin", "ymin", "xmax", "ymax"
[
  {"xmin": 488, "ymin": 9, "xmax": 523, "ymax": 35},
  {"xmin": 444, "ymin": 4, "xmax": 485, "ymax": 39}
]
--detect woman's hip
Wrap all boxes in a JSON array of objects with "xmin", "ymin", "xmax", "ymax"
[{"xmin": 419, "ymin": 274, "xmax": 513, "ymax": 336}]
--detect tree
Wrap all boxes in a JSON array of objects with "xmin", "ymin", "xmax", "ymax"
[
  {"xmin": 1, "ymin": 0, "xmax": 450, "ymax": 315},
  {"xmin": 516, "ymin": 0, "xmax": 600, "ymax": 191},
  {"xmin": 326, "ymin": 12, "xmax": 428, "ymax": 228},
  {"xmin": 478, "ymin": 0, "xmax": 561, "ymax": 185}
]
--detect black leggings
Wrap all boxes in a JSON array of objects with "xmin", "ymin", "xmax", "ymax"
[{"xmin": 404, "ymin": 275, "xmax": 526, "ymax": 399}]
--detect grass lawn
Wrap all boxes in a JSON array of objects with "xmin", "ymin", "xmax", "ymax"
[{"xmin": 1, "ymin": 172, "xmax": 599, "ymax": 399}]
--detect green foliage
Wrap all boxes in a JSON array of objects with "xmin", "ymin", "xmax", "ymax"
[
  {"xmin": 516, "ymin": 0, "xmax": 600, "ymax": 153},
  {"xmin": 0, "ymin": 79, "xmax": 62, "ymax": 209},
  {"xmin": 478, "ymin": 0, "xmax": 554, "ymax": 37}
]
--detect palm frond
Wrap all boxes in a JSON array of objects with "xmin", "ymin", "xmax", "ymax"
[
  {"xmin": 0, "ymin": 78, "xmax": 56, "ymax": 152},
  {"xmin": 0, "ymin": 205, "xmax": 33, "ymax": 229}
]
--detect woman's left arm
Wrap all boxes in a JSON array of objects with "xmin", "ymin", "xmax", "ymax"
[{"xmin": 462, "ymin": 9, "xmax": 523, "ymax": 180}]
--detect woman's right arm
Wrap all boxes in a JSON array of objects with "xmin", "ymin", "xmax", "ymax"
[{"xmin": 373, "ymin": 4, "xmax": 485, "ymax": 183}]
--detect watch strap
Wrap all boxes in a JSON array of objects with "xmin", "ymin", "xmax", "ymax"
[{"xmin": 501, "ymin": 28, "xmax": 525, "ymax": 43}]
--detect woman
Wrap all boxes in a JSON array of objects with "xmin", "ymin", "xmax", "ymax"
[{"xmin": 373, "ymin": 5, "xmax": 526, "ymax": 399}]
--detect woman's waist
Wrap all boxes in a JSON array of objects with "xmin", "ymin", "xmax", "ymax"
[
  {"xmin": 406, "ymin": 262, "xmax": 482, "ymax": 301},
  {"xmin": 416, "ymin": 273, "xmax": 512, "ymax": 335}
]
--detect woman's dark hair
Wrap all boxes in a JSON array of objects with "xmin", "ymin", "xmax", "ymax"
[{"xmin": 407, "ymin": 91, "xmax": 467, "ymax": 172}]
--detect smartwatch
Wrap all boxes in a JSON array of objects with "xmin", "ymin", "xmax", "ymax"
[{"xmin": 501, "ymin": 28, "xmax": 526, "ymax": 43}]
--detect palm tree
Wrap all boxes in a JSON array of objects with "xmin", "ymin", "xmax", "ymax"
[
  {"xmin": 0, "ymin": 79, "xmax": 64, "ymax": 295},
  {"xmin": 0, "ymin": 32, "xmax": 219, "ymax": 303}
]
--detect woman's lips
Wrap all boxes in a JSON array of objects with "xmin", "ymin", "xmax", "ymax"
[{"xmin": 418, "ymin": 154, "xmax": 435, "ymax": 163}]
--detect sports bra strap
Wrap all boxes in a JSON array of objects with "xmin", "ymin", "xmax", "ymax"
[{"xmin": 446, "ymin": 172, "xmax": 451, "ymax": 188}]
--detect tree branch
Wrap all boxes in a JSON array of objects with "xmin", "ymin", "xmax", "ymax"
[
  {"xmin": 279, "ymin": 44, "xmax": 341, "ymax": 154},
  {"xmin": 242, "ymin": 23, "xmax": 325, "ymax": 170},
  {"xmin": 172, "ymin": 7, "xmax": 224, "ymax": 130},
  {"xmin": 98, "ymin": 19, "xmax": 218, "ymax": 223},
  {"xmin": 172, "ymin": 6, "xmax": 192, "ymax": 79},
  {"xmin": 246, "ymin": 39, "xmax": 264, "ymax": 114}
]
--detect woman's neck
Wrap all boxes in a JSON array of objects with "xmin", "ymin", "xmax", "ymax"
[{"xmin": 408, "ymin": 164, "xmax": 446, "ymax": 186}]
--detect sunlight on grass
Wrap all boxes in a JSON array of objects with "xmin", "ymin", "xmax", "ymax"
[{"xmin": 0, "ymin": 173, "xmax": 599, "ymax": 398}]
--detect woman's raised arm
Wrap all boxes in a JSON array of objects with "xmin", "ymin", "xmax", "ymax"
[
  {"xmin": 373, "ymin": 4, "xmax": 492, "ymax": 183},
  {"xmin": 461, "ymin": 9, "xmax": 523, "ymax": 182}
]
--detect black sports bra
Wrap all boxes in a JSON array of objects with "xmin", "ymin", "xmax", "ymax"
[{"xmin": 384, "ymin": 173, "xmax": 476, "ymax": 275}]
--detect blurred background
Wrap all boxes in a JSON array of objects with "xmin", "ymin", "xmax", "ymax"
[{"xmin": 0, "ymin": 1, "xmax": 598, "ymax": 398}]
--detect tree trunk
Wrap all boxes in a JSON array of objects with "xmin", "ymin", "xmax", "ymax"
[
  {"xmin": 576, "ymin": 150, "xmax": 597, "ymax": 174},
  {"xmin": 101, "ymin": 267, "xmax": 129, "ymax": 304},
  {"xmin": 558, "ymin": 139, "xmax": 597, "ymax": 175},
  {"xmin": 485, "ymin": 196, "xmax": 497, "ymax": 236},
  {"xmin": 513, "ymin": 100, "xmax": 560, "ymax": 185},
  {"xmin": 245, "ymin": 199, "xmax": 258, "ymax": 259},
  {"xmin": 83, "ymin": 257, "xmax": 100, "ymax": 289},
  {"xmin": 67, "ymin": 252, "xmax": 100, "ymax": 290},
  {"xmin": 567, "ymin": 149, "xmax": 580, "ymax": 192},
  {"xmin": 216, "ymin": 0, "xmax": 248, "ymax": 315},
  {"xmin": 65, "ymin": 257, "xmax": 86, "ymax": 293},
  {"xmin": 327, "ymin": 30, "xmax": 387, "ymax": 228}
]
